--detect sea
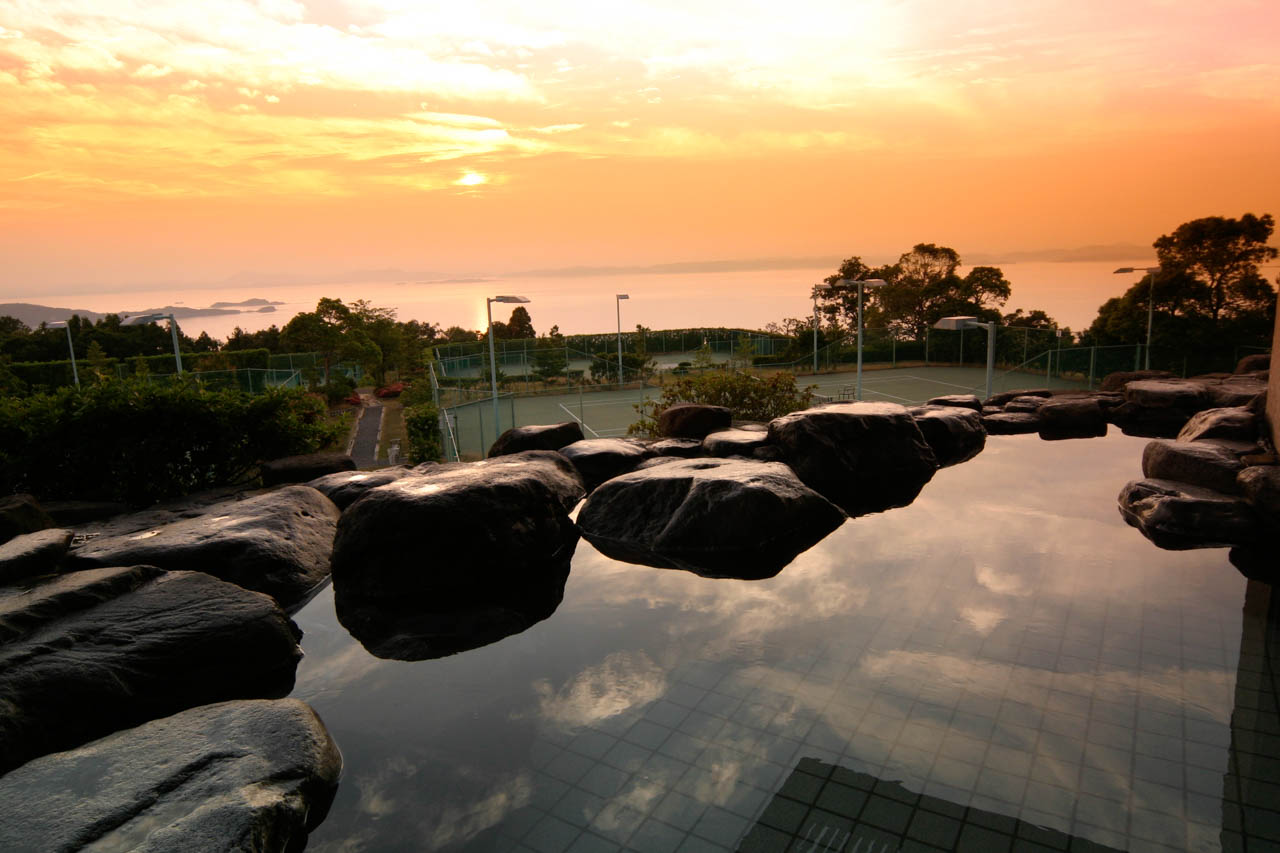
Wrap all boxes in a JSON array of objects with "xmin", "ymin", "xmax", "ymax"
[{"xmin": 7, "ymin": 260, "xmax": 1153, "ymax": 342}]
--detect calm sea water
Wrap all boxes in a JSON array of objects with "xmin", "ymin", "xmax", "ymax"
[
  {"xmin": 289, "ymin": 432, "xmax": 1266, "ymax": 852},
  {"xmin": 12, "ymin": 260, "xmax": 1151, "ymax": 341}
]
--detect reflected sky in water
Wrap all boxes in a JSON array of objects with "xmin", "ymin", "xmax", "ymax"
[{"xmin": 291, "ymin": 432, "xmax": 1250, "ymax": 852}]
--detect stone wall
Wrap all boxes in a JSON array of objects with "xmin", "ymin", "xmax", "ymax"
[{"xmin": 1270, "ymin": 309, "xmax": 1280, "ymax": 450}]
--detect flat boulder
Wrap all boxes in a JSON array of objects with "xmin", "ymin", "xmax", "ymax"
[
  {"xmin": 0, "ymin": 566, "xmax": 301, "ymax": 774},
  {"xmin": 1124, "ymin": 380, "xmax": 1211, "ymax": 410},
  {"xmin": 0, "ymin": 699, "xmax": 340, "ymax": 853},
  {"xmin": 1208, "ymin": 377, "xmax": 1267, "ymax": 408},
  {"xmin": 1118, "ymin": 478, "xmax": 1264, "ymax": 550},
  {"xmin": 66, "ymin": 486, "xmax": 341, "ymax": 610},
  {"xmin": 559, "ymin": 438, "xmax": 655, "ymax": 491},
  {"xmin": 925, "ymin": 394, "xmax": 982, "ymax": 411},
  {"xmin": 1005, "ymin": 395, "xmax": 1049, "ymax": 414},
  {"xmin": 657, "ymin": 403, "xmax": 732, "ymax": 439},
  {"xmin": 0, "ymin": 494, "xmax": 53, "ymax": 547},
  {"xmin": 768, "ymin": 402, "xmax": 937, "ymax": 517},
  {"xmin": 1099, "ymin": 369, "xmax": 1175, "ymax": 392},
  {"xmin": 40, "ymin": 500, "xmax": 130, "ymax": 526},
  {"xmin": 0, "ymin": 528, "xmax": 72, "ymax": 584},
  {"xmin": 330, "ymin": 451, "xmax": 581, "ymax": 603},
  {"xmin": 488, "ymin": 421, "xmax": 584, "ymax": 457},
  {"xmin": 982, "ymin": 412, "xmax": 1041, "ymax": 435},
  {"xmin": 577, "ymin": 457, "xmax": 845, "ymax": 579},
  {"xmin": 1177, "ymin": 407, "xmax": 1258, "ymax": 443},
  {"xmin": 1238, "ymin": 466, "xmax": 1280, "ymax": 520},
  {"xmin": 703, "ymin": 427, "xmax": 771, "ymax": 458},
  {"xmin": 307, "ymin": 466, "xmax": 414, "ymax": 509},
  {"xmin": 648, "ymin": 438, "xmax": 705, "ymax": 458},
  {"xmin": 1235, "ymin": 353, "xmax": 1270, "ymax": 374},
  {"xmin": 985, "ymin": 388, "xmax": 1052, "ymax": 407},
  {"xmin": 1107, "ymin": 401, "xmax": 1194, "ymax": 438},
  {"xmin": 1142, "ymin": 439, "xmax": 1248, "ymax": 494},
  {"xmin": 1038, "ymin": 398, "xmax": 1108, "ymax": 440},
  {"xmin": 909, "ymin": 406, "xmax": 986, "ymax": 467},
  {"xmin": 261, "ymin": 452, "xmax": 355, "ymax": 487}
]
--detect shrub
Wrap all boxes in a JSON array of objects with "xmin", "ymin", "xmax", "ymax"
[
  {"xmin": 0, "ymin": 379, "xmax": 342, "ymax": 504},
  {"xmin": 404, "ymin": 402, "xmax": 443, "ymax": 464},
  {"xmin": 629, "ymin": 372, "xmax": 816, "ymax": 436},
  {"xmin": 319, "ymin": 373, "xmax": 357, "ymax": 404}
]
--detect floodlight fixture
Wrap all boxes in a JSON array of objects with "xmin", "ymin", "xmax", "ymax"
[
  {"xmin": 47, "ymin": 320, "xmax": 79, "ymax": 388},
  {"xmin": 935, "ymin": 316, "xmax": 998, "ymax": 400},
  {"xmin": 1114, "ymin": 265, "xmax": 1161, "ymax": 369},
  {"xmin": 486, "ymin": 295, "xmax": 531, "ymax": 446},
  {"xmin": 616, "ymin": 294, "xmax": 630, "ymax": 386},
  {"xmin": 125, "ymin": 312, "xmax": 183, "ymax": 374}
]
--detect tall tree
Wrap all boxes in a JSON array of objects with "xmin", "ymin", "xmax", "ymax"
[
  {"xmin": 505, "ymin": 306, "xmax": 536, "ymax": 339},
  {"xmin": 1153, "ymin": 213, "xmax": 1277, "ymax": 323}
]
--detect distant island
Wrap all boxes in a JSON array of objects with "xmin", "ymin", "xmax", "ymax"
[
  {"xmin": 210, "ymin": 298, "xmax": 285, "ymax": 308},
  {"xmin": 0, "ymin": 299, "xmax": 284, "ymax": 328}
]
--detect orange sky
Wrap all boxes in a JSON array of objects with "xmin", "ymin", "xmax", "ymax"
[{"xmin": 1, "ymin": 0, "xmax": 1277, "ymax": 291}]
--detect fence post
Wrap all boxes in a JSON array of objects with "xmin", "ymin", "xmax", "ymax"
[
  {"xmin": 1088, "ymin": 346, "xmax": 1096, "ymax": 390},
  {"xmin": 477, "ymin": 406, "xmax": 484, "ymax": 459},
  {"xmin": 925, "ymin": 328, "xmax": 929, "ymax": 365},
  {"xmin": 1046, "ymin": 350, "xmax": 1052, "ymax": 383},
  {"xmin": 892, "ymin": 337, "xmax": 896, "ymax": 367}
]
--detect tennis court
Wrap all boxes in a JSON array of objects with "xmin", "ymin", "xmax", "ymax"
[{"xmin": 439, "ymin": 363, "xmax": 1087, "ymax": 459}]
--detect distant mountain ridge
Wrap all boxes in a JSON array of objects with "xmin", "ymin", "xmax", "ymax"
[{"xmin": 0, "ymin": 302, "xmax": 276, "ymax": 329}]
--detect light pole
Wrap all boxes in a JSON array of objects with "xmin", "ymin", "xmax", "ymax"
[
  {"xmin": 811, "ymin": 284, "xmax": 829, "ymax": 373},
  {"xmin": 47, "ymin": 320, "xmax": 79, "ymax": 388},
  {"xmin": 127, "ymin": 313, "xmax": 184, "ymax": 374},
  {"xmin": 838, "ymin": 278, "xmax": 887, "ymax": 401},
  {"xmin": 616, "ymin": 294, "xmax": 629, "ymax": 386},
  {"xmin": 936, "ymin": 316, "xmax": 998, "ymax": 401},
  {"xmin": 1114, "ymin": 266, "xmax": 1161, "ymax": 370},
  {"xmin": 487, "ymin": 295, "xmax": 529, "ymax": 444}
]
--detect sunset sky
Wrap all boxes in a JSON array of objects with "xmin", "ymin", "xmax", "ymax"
[{"xmin": 1, "ymin": 0, "xmax": 1277, "ymax": 292}]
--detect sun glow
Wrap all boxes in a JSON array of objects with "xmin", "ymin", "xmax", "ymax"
[{"xmin": 456, "ymin": 172, "xmax": 488, "ymax": 187}]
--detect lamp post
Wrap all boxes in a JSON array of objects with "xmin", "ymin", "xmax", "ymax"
[
  {"xmin": 126, "ymin": 313, "xmax": 183, "ymax": 374},
  {"xmin": 487, "ymin": 295, "xmax": 530, "ymax": 445},
  {"xmin": 616, "ymin": 294, "xmax": 629, "ymax": 386},
  {"xmin": 838, "ymin": 278, "xmax": 887, "ymax": 401},
  {"xmin": 936, "ymin": 316, "xmax": 998, "ymax": 401},
  {"xmin": 1114, "ymin": 266, "xmax": 1161, "ymax": 370},
  {"xmin": 811, "ymin": 284, "xmax": 829, "ymax": 373},
  {"xmin": 46, "ymin": 320, "xmax": 80, "ymax": 388}
]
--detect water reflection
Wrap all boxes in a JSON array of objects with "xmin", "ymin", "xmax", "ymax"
[{"xmin": 291, "ymin": 434, "xmax": 1261, "ymax": 851}]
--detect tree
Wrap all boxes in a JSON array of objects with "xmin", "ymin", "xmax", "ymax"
[
  {"xmin": 1154, "ymin": 213, "xmax": 1278, "ymax": 323},
  {"xmin": 1002, "ymin": 309, "xmax": 1058, "ymax": 329},
  {"xmin": 505, "ymin": 306, "xmax": 536, "ymax": 339},
  {"xmin": 532, "ymin": 338, "xmax": 568, "ymax": 381},
  {"xmin": 443, "ymin": 326, "xmax": 480, "ymax": 343},
  {"xmin": 729, "ymin": 333, "xmax": 757, "ymax": 370}
]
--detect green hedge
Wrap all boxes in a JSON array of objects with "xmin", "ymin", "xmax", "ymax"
[
  {"xmin": 8, "ymin": 348, "xmax": 273, "ymax": 390},
  {"xmin": 404, "ymin": 402, "xmax": 443, "ymax": 464},
  {"xmin": 0, "ymin": 379, "xmax": 342, "ymax": 504}
]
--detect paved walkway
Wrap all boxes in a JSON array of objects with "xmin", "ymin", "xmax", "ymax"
[{"xmin": 349, "ymin": 395, "xmax": 384, "ymax": 469}]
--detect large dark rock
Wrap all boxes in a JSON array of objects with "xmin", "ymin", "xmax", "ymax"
[
  {"xmin": 703, "ymin": 428, "xmax": 772, "ymax": 458},
  {"xmin": 1207, "ymin": 377, "xmax": 1268, "ymax": 408},
  {"xmin": 909, "ymin": 406, "xmax": 986, "ymax": 467},
  {"xmin": 1142, "ymin": 439, "xmax": 1249, "ymax": 494},
  {"xmin": 261, "ymin": 452, "xmax": 356, "ymax": 487},
  {"xmin": 39, "ymin": 500, "xmax": 130, "ymax": 526},
  {"xmin": 1118, "ymin": 478, "xmax": 1264, "ymax": 550},
  {"xmin": 656, "ymin": 403, "xmax": 732, "ymax": 439},
  {"xmin": 767, "ymin": 402, "xmax": 937, "ymax": 517},
  {"xmin": 0, "ymin": 495, "xmax": 53, "ymax": 547},
  {"xmin": 1177, "ymin": 407, "xmax": 1258, "ymax": 443},
  {"xmin": 1235, "ymin": 353, "xmax": 1271, "ymax": 374},
  {"xmin": 1098, "ymin": 369, "xmax": 1176, "ymax": 392},
  {"xmin": 648, "ymin": 438, "xmax": 705, "ymax": 458},
  {"xmin": 488, "ymin": 421, "xmax": 585, "ymax": 457},
  {"xmin": 1038, "ymin": 398, "xmax": 1108, "ymax": 440},
  {"xmin": 1004, "ymin": 395, "xmax": 1049, "ymax": 414},
  {"xmin": 1238, "ymin": 466, "xmax": 1280, "ymax": 520},
  {"xmin": 577, "ymin": 457, "xmax": 845, "ymax": 578},
  {"xmin": 1106, "ymin": 401, "xmax": 1194, "ymax": 438},
  {"xmin": 925, "ymin": 394, "xmax": 982, "ymax": 412},
  {"xmin": 0, "ymin": 699, "xmax": 340, "ymax": 853},
  {"xmin": 1229, "ymin": 546, "xmax": 1278, "ymax": 582},
  {"xmin": 984, "ymin": 388, "xmax": 1052, "ymax": 407},
  {"xmin": 307, "ymin": 466, "xmax": 414, "ymax": 509},
  {"xmin": 0, "ymin": 566, "xmax": 301, "ymax": 774},
  {"xmin": 559, "ymin": 438, "xmax": 655, "ymax": 491},
  {"xmin": 1124, "ymin": 380, "xmax": 1211, "ymax": 410},
  {"xmin": 0, "ymin": 528, "xmax": 72, "ymax": 585},
  {"xmin": 66, "ymin": 486, "xmax": 341, "ymax": 610},
  {"xmin": 982, "ymin": 412, "xmax": 1041, "ymax": 435},
  {"xmin": 330, "ymin": 451, "xmax": 582, "ymax": 603}
]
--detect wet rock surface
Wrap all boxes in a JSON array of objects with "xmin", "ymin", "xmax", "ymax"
[
  {"xmin": 0, "ymin": 566, "xmax": 301, "ymax": 774},
  {"xmin": 0, "ymin": 699, "xmax": 340, "ymax": 853},
  {"xmin": 768, "ymin": 402, "xmax": 937, "ymax": 516},
  {"xmin": 1107, "ymin": 402, "xmax": 1195, "ymax": 438},
  {"xmin": 1038, "ymin": 398, "xmax": 1108, "ymax": 440},
  {"xmin": 1206, "ymin": 377, "xmax": 1268, "ymax": 408},
  {"xmin": 1238, "ymin": 466, "xmax": 1280, "ymax": 520},
  {"xmin": 925, "ymin": 394, "xmax": 982, "ymax": 411},
  {"xmin": 559, "ymin": 438, "xmax": 655, "ymax": 491},
  {"xmin": 981, "ymin": 412, "xmax": 1042, "ymax": 435},
  {"xmin": 656, "ymin": 403, "xmax": 732, "ymax": 439},
  {"xmin": 909, "ymin": 406, "xmax": 986, "ymax": 467},
  {"xmin": 1118, "ymin": 478, "xmax": 1265, "ymax": 550},
  {"xmin": 39, "ymin": 500, "xmax": 130, "ymax": 526},
  {"xmin": 1124, "ymin": 380, "xmax": 1211, "ymax": 411},
  {"xmin": 703, "ymin": 427, "xmax": 772, "ymax": 458},
  {"xmin": 1098, "ymin": 370, "xmax": 1175, "ymax": 392},
  {"xmin": 1235, "ymin": 353, "xmax": 1271, "ymax": 374},
  {"xmin": 985, "ymin": 388, "xmax": 1052, "ymax": 407},
  {"xmin": 1142, "ymin": 440, "xmax": 1250, "ymax": 495},
  {"xmin": 1177, "ymin": 407, "xmax": 1259, "ymax": 443},
  {"xmin": 261, "ymin": 452, "xmax": 356, "ymax": 487},
  {"xmin": 1004, "ymin": 395, "xmax": 1049, "ymax": 414},
  {"xmin": 577, "ymin": 457, "xmax": 845, "ymax": 579},
  {"xmin": 67, "ymin": 486, "xmax": 341, "ymax": 609},
  {"xmin": 488, "ymin": 421, "xmax": 585, "ymax": 457},
  {"xmin": 0, "ymin": 528, "xmax": 72, "ymax": 584},
  {"xmin": 330, "ymin": 452, "xmax": 582, "ymax": 602},
  {"xmin": 0, "ymin": 494, "xmax": 53, "ymax": 547},
  {"xmin": 647, "ymin": 438, "xmax": 705, "ymax": 458},
  {"xmin": 307, "ymin": 466, "xmax": 414, "ymax": 509}
]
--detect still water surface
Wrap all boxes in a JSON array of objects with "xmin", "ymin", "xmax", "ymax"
[{"xmin": 291, "ymin": 432, "xmax": 1264, "ymax": 852}]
